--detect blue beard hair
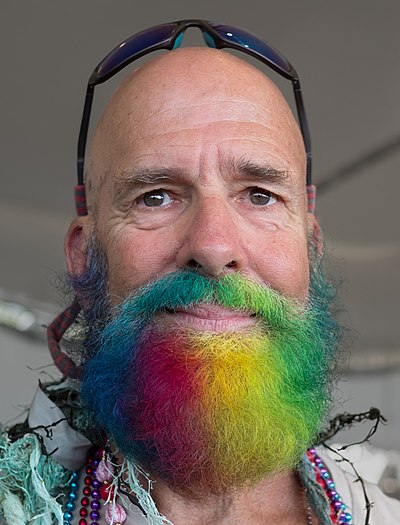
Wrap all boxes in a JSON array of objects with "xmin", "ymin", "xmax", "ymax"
[{"xmin": 68, "ymin": 236, "xmax": 110, "ymax": 362}]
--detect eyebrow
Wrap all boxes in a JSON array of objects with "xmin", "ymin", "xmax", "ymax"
[
  {"xmin": 220, "ymin": 157, "xmax": 293, "ymax": 190},
  {"xmin": 113, "ymin": 168, "xmax": 181, "ymax": 203}
]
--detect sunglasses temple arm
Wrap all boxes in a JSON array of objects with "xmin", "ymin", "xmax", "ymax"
[
  {"xmin": 292, "ymin": 80, "xmax": 312, "ymax": 187},
  {"xmin": 77, "ymin": 85, "xmax": 95, "ymax": 185}
]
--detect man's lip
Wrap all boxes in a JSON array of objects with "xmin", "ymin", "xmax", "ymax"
[
  {"xmin": 168, "ymin": 304, "xmax": 254, "ymax": 319},
  {"xmin": 161, "ymin": 304, "xmax": 257, "ymax": 332}
]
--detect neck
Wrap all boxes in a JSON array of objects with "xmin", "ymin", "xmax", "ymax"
[{"xmin": 149, "ymin": 470, "xmax": 313, "ymax": 525}]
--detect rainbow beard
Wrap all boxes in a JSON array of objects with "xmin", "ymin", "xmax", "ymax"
[{"xmin": 81, "ymin": 271, "xmax": 337, "ymax": 495}]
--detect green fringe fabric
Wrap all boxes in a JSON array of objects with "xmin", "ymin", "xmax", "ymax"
[{"xmin": 0, "ymin": 431, "xmax": 70, "ymax": 524}]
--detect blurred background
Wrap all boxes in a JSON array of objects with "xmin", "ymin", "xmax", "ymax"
[{"xmin": 1, "ymin": 0, "xmax": 399, "ymax": 497}]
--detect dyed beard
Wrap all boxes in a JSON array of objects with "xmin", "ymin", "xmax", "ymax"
[{"xmin": 79, "ymin": 264, "xmax": 339, "ymax": 495}]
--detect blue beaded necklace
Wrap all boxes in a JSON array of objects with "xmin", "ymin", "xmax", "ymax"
[{"xmin": 63, "ymin": 470, "xmax": 79, "ymax": 524}]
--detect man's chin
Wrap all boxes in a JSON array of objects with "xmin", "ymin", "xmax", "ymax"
[{"xmin": 94, "ymin": 328, "xmax": 322, "ymax": 496}]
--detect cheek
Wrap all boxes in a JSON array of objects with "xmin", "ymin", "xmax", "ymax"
[
  {"xmin": 105, "ymin": 231, "xmax": 178, "ymax": 300},
  {"xmin": 250, "ymin": 235, "xmax": 310, "ymax": 300}
]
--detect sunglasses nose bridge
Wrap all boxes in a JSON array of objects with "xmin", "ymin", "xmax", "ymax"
[{"xmin": 171, "ymin": 21, "xmax": 220, "ymax": 51}]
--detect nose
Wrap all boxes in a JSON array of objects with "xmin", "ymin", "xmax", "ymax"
[{"xmin": 176, "ymin": 196, "xmax": 247, "ymax": 276}]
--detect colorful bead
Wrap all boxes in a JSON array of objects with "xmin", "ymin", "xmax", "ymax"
[
  {"xmin": 100, "ymin": 481, "xmax": 115, "ymax": 501},
  {"xmin": 91, "ymin": 500, "xmax": 100, "ymax": 510},
  {"xmin": 90, "ymin": 510, "xmax": 100, "ymax": 520}
]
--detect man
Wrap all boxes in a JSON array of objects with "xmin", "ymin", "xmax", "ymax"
[{"xmin": 1, "ymin": 21, "xmax": 399, "ymax": 525}]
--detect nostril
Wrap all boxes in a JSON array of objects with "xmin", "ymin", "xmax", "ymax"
[
  {"xmin": 186, "ymin": 259, "xmax": 202, "ymax": 270},
  {"xmin": 186, "ymin": 259, "xmax": 237, "ymax": 271}
]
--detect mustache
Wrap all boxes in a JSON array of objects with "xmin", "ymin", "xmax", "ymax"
[
  {"xmin": 110, "ymin": 270, "xmax": 303, "ymax": 326},
  {"xmin": 100, "ymin": 270, "xmax": 308, "ymax": 347}
]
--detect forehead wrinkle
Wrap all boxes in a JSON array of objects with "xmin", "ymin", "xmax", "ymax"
[
  {"xmin": 135, "ymin": 124, "xmax": 292, "ymax": 147},
  {"xmin": 141, "ymin": 97, "xmax": 277, "ymax": 124}
]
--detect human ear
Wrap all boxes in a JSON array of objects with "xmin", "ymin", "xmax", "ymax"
[
  {"xmin": 307, "ymin": 213, "xmax": 324, "ymax": 258},
  {"xmin": 65, "ymin": 217, "xmax": 90, "ymax": 277}
]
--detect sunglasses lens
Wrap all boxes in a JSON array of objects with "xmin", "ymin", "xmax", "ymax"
[
  {"xmin": 210, "ymin": 24, "xmax": 292, "ymax": 75},
  {"xmin": 96, "ymin": 23, "xmax": 178, "ymax": 81}
]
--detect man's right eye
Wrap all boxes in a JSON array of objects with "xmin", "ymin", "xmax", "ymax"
[{"xmin": 139, "ymin": 189, "xmax": 172, "ymax": 207}]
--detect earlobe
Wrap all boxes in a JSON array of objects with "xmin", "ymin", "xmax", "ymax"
[
  {"xmin": 307, "ymin": 213, "xmax": 324, "ymax": 258},
  {"xmin": 65, "ymin": 217, "xmax": 90, "ymax": 277}
]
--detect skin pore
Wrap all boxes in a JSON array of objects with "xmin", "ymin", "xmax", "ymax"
[{"xmin": 66, "ymin": 48, "xmax": 320, "ymax": 524}]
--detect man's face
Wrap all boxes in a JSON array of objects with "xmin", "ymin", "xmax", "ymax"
[
  {"xmin": 69, "ymin": 50, "xmax": 334, "ymax": 495},
  {"xmin": 87, "ymin": 50, "xmax": 310, "ymax": 312}
]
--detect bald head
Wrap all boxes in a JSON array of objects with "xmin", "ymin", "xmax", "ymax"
[{"xmin": 85, "ymin": 48, "xmax": 305, "ymax": 214}]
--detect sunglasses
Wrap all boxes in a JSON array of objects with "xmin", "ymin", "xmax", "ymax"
[{"xmin": 75, "ymin": 19, "xmax": 314, "ymax": 216}]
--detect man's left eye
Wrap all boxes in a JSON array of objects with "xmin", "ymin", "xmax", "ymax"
[
  {"xmin": 248, "ymin": 187, "xmax": 277, "ymax": 206},
  {"xmin": 141, "ymin": 189, "xmax": 172, "ymax": 207}
]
